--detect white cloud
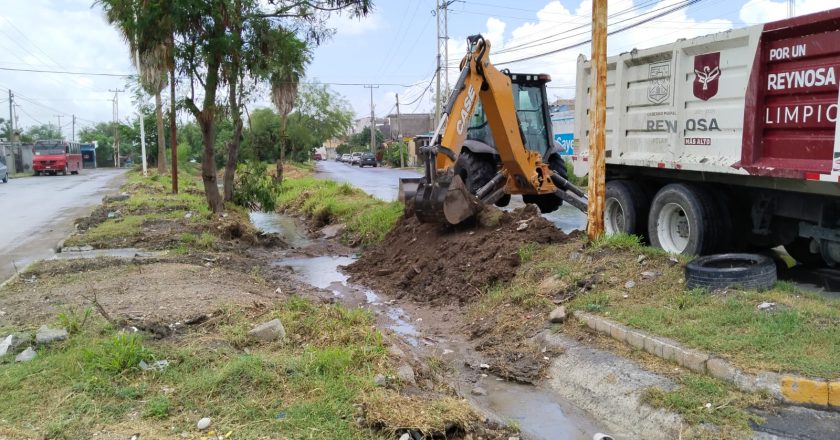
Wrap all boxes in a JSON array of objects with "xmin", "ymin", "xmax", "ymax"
[
  {"xmin": 328, "ymin": 11, "xmax": 384, "ymax": 37},
  {"xmin": 0, "ymin": 0, "xmax": 132, "ymax": 131},
  {"xmin": 740, "ymin": 0, "xmax": 834, "ymax": 23},
  {"xmin": 428, "ymin": 0, "xmax": 741, "ymax": 104}
]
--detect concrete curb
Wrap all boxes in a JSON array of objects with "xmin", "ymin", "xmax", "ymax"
[{"xmin": 573, "ymin": 311, "xmax": 840, "ymax": 409}]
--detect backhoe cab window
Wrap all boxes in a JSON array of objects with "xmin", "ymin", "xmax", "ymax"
[{"xmin": 512, "ymin": 83, "xmax": 549, "ymax": 155}]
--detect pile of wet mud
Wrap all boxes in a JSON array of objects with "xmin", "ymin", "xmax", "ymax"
[{"xmin": 346, "ymin": 205, "xmax": 568, "ymax": 305}]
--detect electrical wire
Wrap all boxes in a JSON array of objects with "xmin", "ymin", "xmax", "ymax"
[
  {"xmin": 495, "ymin": 0, "xmax": 705, "ymax": 65},
  {"xmin": 494, "ymin": 0, "xmax": 699, "ymax": 55}
]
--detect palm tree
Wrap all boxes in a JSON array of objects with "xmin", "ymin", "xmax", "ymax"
[
  {"xmin": 98, "ymin": 0, "xmax": 169, "ymax": 174},
  {"xmin": 138, "ymin": 43, "xmax": 169, "ymax": 174},
  {"xmin": 271, "ymin": 69, "xmax": 302, "ymax": 183}
]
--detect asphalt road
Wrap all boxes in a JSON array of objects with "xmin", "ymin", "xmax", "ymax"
[
  {"xmin": 0, "ymin": 169, "xmax": 126, "ymax": 283},
  {"xmin": 314, "ymin": 160, "xmax": 587, "ymax": 231}
]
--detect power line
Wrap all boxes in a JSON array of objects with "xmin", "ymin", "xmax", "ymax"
[
  {"xmin": 0, "ymin": 66, "xmax": 130, "ymax": 77},
  {"xmin": 496, "ymin": 0, "xmax": 705, "ymax": 65},
  {"xmin": 493, "ymin": 0, "xmax": 671, "ymax": 54}
]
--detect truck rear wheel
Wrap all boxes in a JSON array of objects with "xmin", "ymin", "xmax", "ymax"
[
  {"xmin": 648, "ymin": 183, "xmax": 720, "ymax": 255},
  {"xmin": 604, "ymin": 180, "xmax": 650, "ymax": 237},
  {"xmin": 523, "ymin": 153, "xmax": 567, "ymax": 213}
]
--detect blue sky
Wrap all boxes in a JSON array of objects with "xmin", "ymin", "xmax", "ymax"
[{"xmin": 0, "ymin": 0, "xmax": 835, "ymax": 132}]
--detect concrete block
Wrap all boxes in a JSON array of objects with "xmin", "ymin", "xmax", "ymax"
[
  {"xmin": 706, "ymin": 358, "xmax": 736, "ymax": 382},
  {"xmin": 829, "ymin": 382, "xmax": 840, "ymax": 408},
  {"xmin": 643, "ymin": 336, "xmax": 663, "ymax": 358},
  {"xmin": 595, "ymin": 316, "xmax": 612, "ymax": 335},
  {"xmin": 732, "ymin": 370, "xmax": 758, "ymax": 393},
  {"xmin": 755, "ymin": 371, "xmax": 782, "ymax": 400},
  {"xmin": 625, "ymin": 330, "xmax": 646, "ymax": 350},
  {"xmin": 661, "ymin": 342, "xmax": 679, "ymax": 362},
  {"xmin": 781, "ymin": 376, "xmax": 829, "ymax": 406},
  {"xmin": 609, "ymin": 322, "xmax": 628, "ymax": 342},
  {"xmin": 677, "ymin": 349, "xmax": 709, "ymax": 373}
]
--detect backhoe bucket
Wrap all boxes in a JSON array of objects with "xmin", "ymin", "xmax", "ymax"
[
  {"xmin": 398, "ymin": 177, "xmax": 422, "ymax": 217},
  {"xmin": 412, "ymin": 174, "xmax": 481, "ymax": 224}
]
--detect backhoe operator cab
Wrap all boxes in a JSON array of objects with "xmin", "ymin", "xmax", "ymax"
[{"xmin": 459, "ymin": 73, "xmax": 568, "ymax": 213}]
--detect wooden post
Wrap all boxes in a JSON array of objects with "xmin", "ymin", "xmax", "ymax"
[{"xmin": 587, "ymin": 0, "xmax": 607, "ymax": 240}]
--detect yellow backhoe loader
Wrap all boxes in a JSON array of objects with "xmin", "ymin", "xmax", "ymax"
[{"xmin": 400, "ymin": 35, "xmax": 588, "ymax": 224}]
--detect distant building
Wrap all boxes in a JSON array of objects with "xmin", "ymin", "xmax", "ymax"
[
  {"xmin": 384, "ymin": 113, "xmax": 433, "ymax": 139},
  {"xmin": 351, "ymin": 116, "xmax": 386, "ymax": 135},
  {"xmin": 0, "ymin": 142, "xmax": 33, "ymax": 174}
]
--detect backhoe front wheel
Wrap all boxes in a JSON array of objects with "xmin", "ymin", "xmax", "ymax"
[{"xmin": 523, "ymin": 153, "xmax": 567, "ymax": 213}]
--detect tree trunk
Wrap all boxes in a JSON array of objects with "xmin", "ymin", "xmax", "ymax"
[
  {"xmin": 199, "ymin": 117, "xmax": 223, "ymax": 213},
  {"xmin": 224, "ymin": 115, "xmax": 243, "ymax": 202},
  {"xmin": 275, "ymin": 116, "xmax": 287, "ymax": 183},
  {"xmin": 155, "ymin": 91, "xmax": 167, "ymax": 173}
]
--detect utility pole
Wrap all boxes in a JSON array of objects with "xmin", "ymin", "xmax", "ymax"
[
  {"xmin": 364, "ymin": 84, "xmax": 379, "ymax": 154},
  {"xmin": 55, "ymin": 115, "xmax": 62, "ymax": 139},
  {"xmin": 587, "ymin": 0, "xmax": 607, "ymax": 240},
  {"xmin": 109, "ymin": 89, "xmax": 124, "ymax": 167},
  {"xmin": 434, "ymin": 0, "xmax": 457, "ymax": 125},
  {"xmin": 434, "ymin": 0, "xmax": 442, "ymax": 125},
  {"xmin": 788, "ymin": 0, "xmax": 795, "ymax": 18},
  {"xmin": 7, "ymin": 90, "xmax": 14, "ymax": 142},
  {"xmin": 395, "ymin": 93, "xmax": 404, "ymax": 168},
  {"xmin": 72, "ymin": 115, "xmax": 75, "ymax": 143}
]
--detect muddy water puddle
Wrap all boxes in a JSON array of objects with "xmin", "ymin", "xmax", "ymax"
[
  {"xmin": 249, "ymin": 212, "xmax": 313, "ymax": 248},
  {"xmin": 275, "ymin": 252, "xmax": 607, "ymax": 438},
  {"xmin": 258, "ymin": 211, "xmax": 608, "ymax": 439}
]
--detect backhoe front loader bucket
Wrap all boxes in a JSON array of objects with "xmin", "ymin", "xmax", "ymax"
[
  {"xmin": 411, "ymin": 174, "xmax": 481, "ymax": 224},
  {"xmin": 398, "ymin": 177, "xmax": 422, "ymax": 217}
]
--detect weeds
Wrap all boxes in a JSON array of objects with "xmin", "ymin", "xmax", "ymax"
[
  {"xmin": 82, "ymin": 333, "xmax": 151, "ymax": 374},
  {"xmin": 276, "ymin": 177, "xmax": 402, "ymax": 245},
  {"xmin": 517, "ymin": 243, "xmax": 538, "ymax": 263},
  {"xmin": 642, "ymin": 374, "xmax": 768, "ymax": 435},
  {"xmin": 143, "ymin": 395, "xmax": 172, "ymax": 419},
  {"xmin": 590, "ymin": 232, "xmax": 644, "ymax": 251},
  {"xmin": 56, "ymin": 306, "xmax": 92, "ymax": 334}
]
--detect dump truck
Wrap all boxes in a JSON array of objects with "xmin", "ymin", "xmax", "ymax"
[{"xmin": 571, "ymin": 7, "xmax": 840, "ymax": 266}]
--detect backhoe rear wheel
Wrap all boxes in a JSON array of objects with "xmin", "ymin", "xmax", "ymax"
[{"xmin": 523, "ymin": 153, "xmax": 567, "ymax": 213}]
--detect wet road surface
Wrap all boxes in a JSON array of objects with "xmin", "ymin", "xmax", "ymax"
[
  {"xmin": 314, "ymin": 160, "xmax": 587, "ymax": 231},
  {"xmin": 0, "ymin": 169, "xmax": 126, "ymax": 282}
]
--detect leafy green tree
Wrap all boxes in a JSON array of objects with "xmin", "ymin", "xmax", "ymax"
[
  {"xmin": 243, "ymin": 108, "xmax": 281, "ymax": 162},
  {"xmin": 96, "ymin": 0, "xmax": 371, "ymax": 212},
  {"xmin": 22, "ymin": 124, "xmax": 62, "ymax": 142}
]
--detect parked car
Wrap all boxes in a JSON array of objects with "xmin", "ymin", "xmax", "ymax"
[
  {"xmin": 0, "ymin": 159, "xmax": 7, "ymax": 183},
  {"xmin": 313, "ymin": 153, "xmax": 323, "ymax": 161},
  {"xmin": 341, "ymin": 153, "xmax": 352, "ymax": 163},
  {"xmin": 350, "ymin": 152, "xmax": 362, "ymax": 165},
  {"xmin": 359, "ymin": 152, "xmax": 377, "ymax": 168}
]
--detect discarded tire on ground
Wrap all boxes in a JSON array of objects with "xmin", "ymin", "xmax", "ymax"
[{"xmin": 685, "ymin": 253, "xmax": 777, "ymax": 291}]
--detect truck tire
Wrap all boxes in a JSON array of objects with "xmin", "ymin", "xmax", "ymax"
[
  {"xmin": 784, "ymin": 237, "xmax": 825, "ymax": 267},
  {"xmin": 604, "ymin": 180, "xmax": 650, "ymax": 237},
  {"xmin": 648, "ymin": 183, "xmax": 720, "ymax": 255},
  {"xmin": 523, "ymin": 153, "xmax": 567, "ymax": 213},
  {"xmin": 685, "ymin": 253, "xmax": 777, "ymax": 291}
]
